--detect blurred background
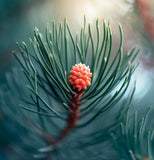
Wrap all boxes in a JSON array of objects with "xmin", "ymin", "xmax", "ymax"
[
  {"xmin": 0, "ymin": 0, "xmax": 154, "ymax": 106},
  {"xmin": 0, "ymin": 0, "xmax": 154, "ymax": 159}
]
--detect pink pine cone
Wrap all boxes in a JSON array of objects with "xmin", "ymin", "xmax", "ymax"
[{"xmin": 69, "ymin": 63, "xmax": 92, "ymax": 91}]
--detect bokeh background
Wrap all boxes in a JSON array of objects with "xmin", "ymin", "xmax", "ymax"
[
  {"xmin": 0, "ymin": 0, "xmax": 154, "ymax": 159},
  {"xmin": 1, "ymin": 0, "xmax": 154, "ymax": 107}
]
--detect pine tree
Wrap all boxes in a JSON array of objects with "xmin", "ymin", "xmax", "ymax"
[{"xmin": 0, "ymin": 17, "xmax": 153, "ymax": 160}]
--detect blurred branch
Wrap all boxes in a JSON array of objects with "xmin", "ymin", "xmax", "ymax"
[{"xmin": 135, "ymin": 0, "xmax": 154, "ymax": 41}]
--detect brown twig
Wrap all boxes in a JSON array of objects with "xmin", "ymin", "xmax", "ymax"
[
  {"xmin": 44, "ymin": 90, "xmax": 84, "ymax": 160},
  {"xmin": 56, "ymin": 90, "xmax": 84, "ymax": 143}
]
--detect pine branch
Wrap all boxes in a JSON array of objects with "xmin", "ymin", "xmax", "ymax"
[
  {"xmin": 111, "ymin": 106, "xmax": 154, "ymax": 160},
  {"xmin": 0, "ymin": 17, "xmax": 141, "ymax": 159}
]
